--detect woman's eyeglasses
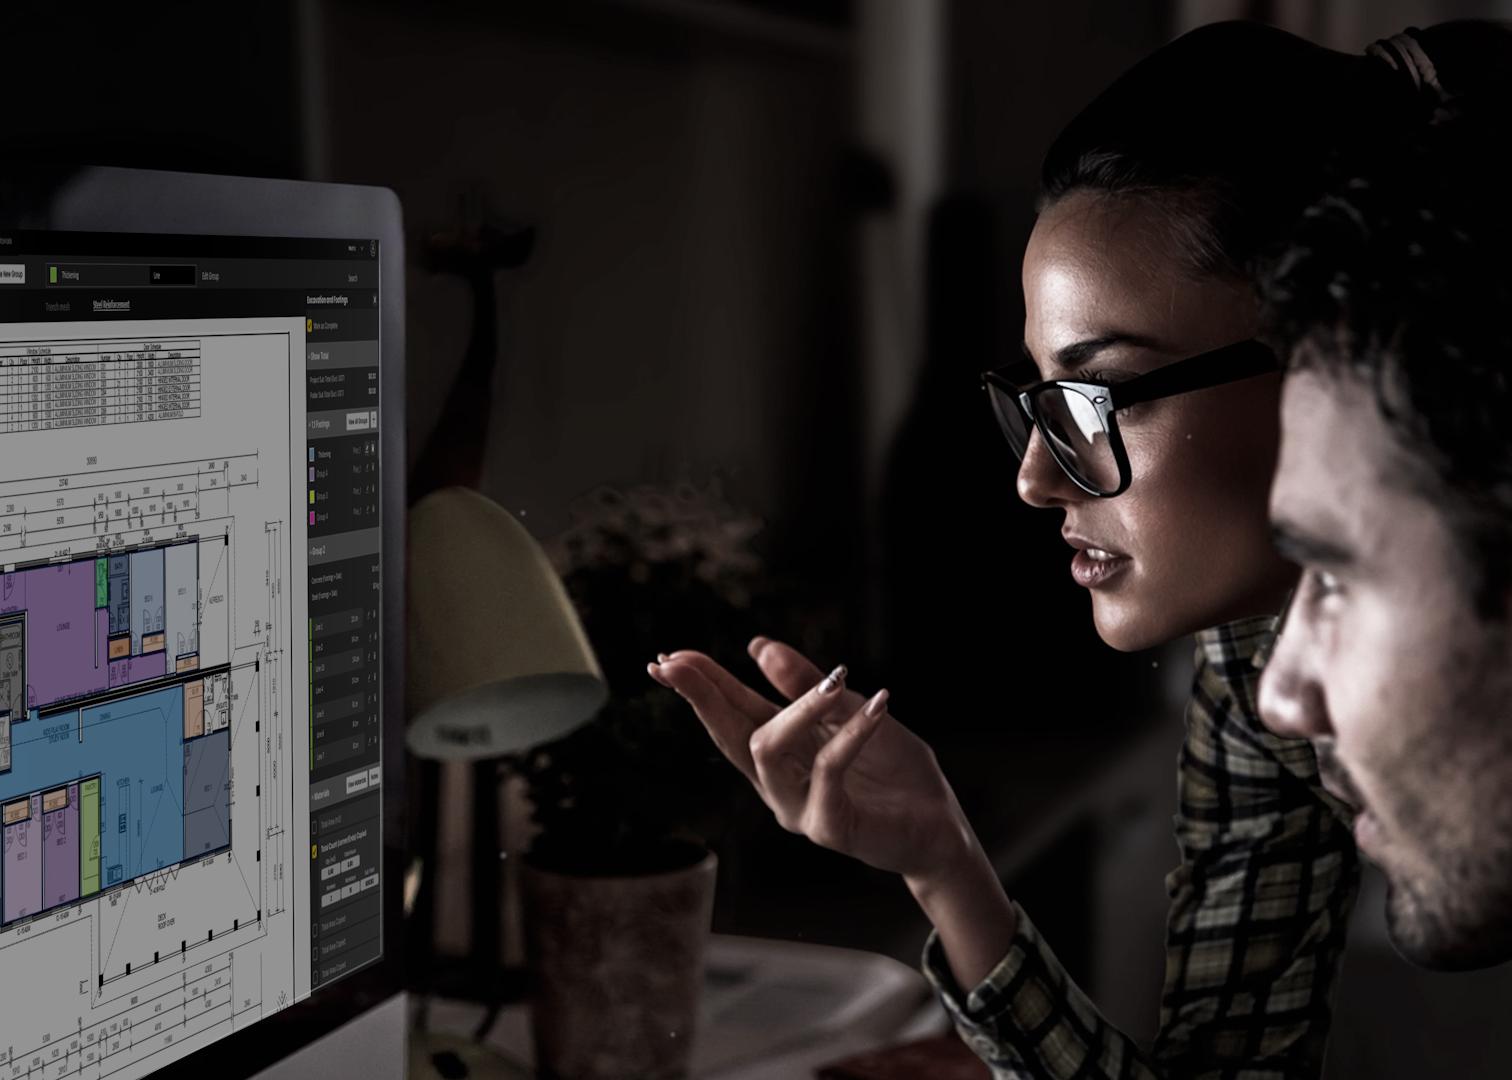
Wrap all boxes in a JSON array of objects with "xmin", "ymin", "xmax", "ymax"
[{"xmin": 980, "ymin": 339, "xmax": 1280, "ymax": 497}]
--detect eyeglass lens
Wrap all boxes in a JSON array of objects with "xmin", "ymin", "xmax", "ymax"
[
  {"xmin": 989, "ymin": 383, "xmax": 1120, "ymax": 494},
  {"xmin": 1038, "ymin": 387, "xmax": 1119, "ymax": 493},
  {"xmin": 987, "ymin": 384, "xmax": 1033, "ymax": 458}
]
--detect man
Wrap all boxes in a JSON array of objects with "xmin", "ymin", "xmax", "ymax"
[{"xmin": 1257, "ymin": 104, "xmax": 1512, "ymax": 971}]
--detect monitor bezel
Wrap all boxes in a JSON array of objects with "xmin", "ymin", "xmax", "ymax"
[{"xmin": 0, "ymin": 166, "xmax": 408, "ymax": 1080}]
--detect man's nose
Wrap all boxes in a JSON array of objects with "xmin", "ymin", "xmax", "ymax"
[
  {"xmin": 1016, "ymin": 429, "xmax": 1086, "ymax": 508},
  {"xmin": 1258, "ymin": 620, "xmax": 1332, "ymax": 741}
]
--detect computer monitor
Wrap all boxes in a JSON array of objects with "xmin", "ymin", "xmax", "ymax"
[{"xmin": 0, "ymin": 167, "xmax": 406, "ymax": 1079}]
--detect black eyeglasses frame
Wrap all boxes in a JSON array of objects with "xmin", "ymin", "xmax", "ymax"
[{"xmin": 980, "ymin": 338, "xmax": 1281, "ymax": 497}]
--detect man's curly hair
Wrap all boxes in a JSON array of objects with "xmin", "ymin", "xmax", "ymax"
[{"xmin": 1260, "ymin": 102, "xmax": 1512, "ymax": 619}]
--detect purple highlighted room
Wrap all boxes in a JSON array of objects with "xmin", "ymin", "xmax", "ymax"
[
  {"xmin": 0, "ymin": 540, "xmax": 222, "ymax": 926},
  {"xmin": 0, "ymin": 540, "xmax": 200, "ymax": 722}
]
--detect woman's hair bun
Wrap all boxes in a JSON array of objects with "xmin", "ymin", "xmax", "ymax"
[
  {"xmin": 1040, "ymin": 19, "xmax": 1512, "ymax": 280},
  {"xmin": 1366, "ymin": 28, "xmax": 1447, "ymax": 116},
  {"xmin": 1402, "ymin": 20, "xmax": 1512, "ymax": 102},
  {"xmin": 1365, "ymin": 23, "xmax": 1512, "ymax": 125}
]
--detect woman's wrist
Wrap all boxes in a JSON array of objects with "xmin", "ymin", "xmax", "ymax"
[
  {"xmin": 905, "ymin": 837, "xmax": 1020, "ymax": 992},
  {"xmin": 903, "ymin": 813, "xmax": 989, "ymax": 899},
  {"xmin": 904, "ymin": 833, "xmax": 1000, "ymax": 911},
  {"xmin": 903, "ymin": 820, "xmax": 1018, "ymax": 937}
]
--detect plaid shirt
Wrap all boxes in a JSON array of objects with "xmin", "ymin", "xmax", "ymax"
[{"xmin": 921, "ymin": 616, "xmax": 1361, "ymax": 1079}]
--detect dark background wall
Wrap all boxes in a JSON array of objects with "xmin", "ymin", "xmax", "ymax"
[{"xmin": 0, "ymin": 4, "xmax": 307, "ymax": 178}]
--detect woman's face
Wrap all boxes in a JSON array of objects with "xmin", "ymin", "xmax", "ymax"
[{"xmin": 1019, "ymin": 189, "xmax": 1296, "ymax": 650}]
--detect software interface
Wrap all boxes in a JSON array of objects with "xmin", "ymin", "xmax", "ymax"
[{"xmin": 0, "ymin": 231, "xmax": 383, "ymax": 1079}]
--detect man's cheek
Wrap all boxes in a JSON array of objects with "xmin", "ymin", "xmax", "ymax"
[
  {"xmin": 1344, "ymin": 649, "xmax": 1436, "ymax": 805},
  {"xmin": 1324, "ymin": 647, "xmax": 1392, "ymax": 776}
]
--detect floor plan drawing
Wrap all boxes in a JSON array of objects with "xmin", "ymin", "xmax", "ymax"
[
  {"xmin": 0, "ymin": 537, "xmax": 233, "ymax": 926},
  {"xmin": 0, "ymin": 320, "xmax": 309, "ymax": 1080}
]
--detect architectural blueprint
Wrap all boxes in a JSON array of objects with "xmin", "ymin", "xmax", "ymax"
[{"xmin": 0, "ymin": 318, "xmax": 309, "ymax": 1079}]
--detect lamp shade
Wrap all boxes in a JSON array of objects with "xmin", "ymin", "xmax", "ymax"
[{"xmin": 406, "ymin": 486, "xmax": 607, "ymax": 761}]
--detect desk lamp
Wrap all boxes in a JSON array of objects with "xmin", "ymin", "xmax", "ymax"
[{"xmin": 406, "ymin": 486, "xmax": 607, "ymax": 1070}]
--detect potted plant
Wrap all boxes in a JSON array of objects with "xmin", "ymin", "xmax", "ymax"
[{"xmin": 512, "ymin": 477, "xmax": 768, "ymax": 1080}]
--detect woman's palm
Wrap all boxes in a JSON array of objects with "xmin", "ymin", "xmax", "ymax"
[{"xmin": 655, "ymin": 643, "xmax": 963, "ymax": 880}]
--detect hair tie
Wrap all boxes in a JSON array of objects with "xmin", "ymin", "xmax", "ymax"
[{"xmin": 1366, "ymin": 28, "xmax": 1451, "ymax": 118}]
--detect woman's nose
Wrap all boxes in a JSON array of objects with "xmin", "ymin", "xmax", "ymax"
[
  {"xmin": 1257, "ymin": 623, "xmax": 1333, "ymax": 741},
  {"xmin": 1016, "ymin": 428, "xmax": 1086, "ymax": 507}
]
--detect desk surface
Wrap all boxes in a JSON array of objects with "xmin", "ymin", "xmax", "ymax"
[{"xmin": 416, "ymin": 932, "xmax": 952, "ymax": 1079}]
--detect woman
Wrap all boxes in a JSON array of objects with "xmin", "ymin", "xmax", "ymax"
[{"xmin": 647, "ymin": 21, "xmax": 1506, "ymax": 1078}]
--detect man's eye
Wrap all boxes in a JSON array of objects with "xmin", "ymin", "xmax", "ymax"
[{"xmin": 1307, "ymin": 567, "xmax": 1344, "ymax": 603}]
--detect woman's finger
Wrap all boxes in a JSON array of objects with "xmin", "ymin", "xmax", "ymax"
[
  {"xmin": 749, "ymin": 664, "xmax": 854, "ymax": 817},
  {"xmin": 750, "ymin": 637, "xmax": 829, "ymax": 702},
  {"xmin": 653, "ymin": 658, "xmax": 760, "ymax": 783},
  {"xmin": 667, "ymin": 636, "xmax": 825, "ymax": 703},
  {"xmin": 804, "ymin": 689, "xmax": 890, "ymax": 848},
  {"xmin": 656, "ymin": 649, "xmax": 779, "ymax": 726}
]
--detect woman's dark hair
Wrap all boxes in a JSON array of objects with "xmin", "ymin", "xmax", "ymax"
[{"xmin": 1040, "ymin": 20, "xmax": 1512, "ymax": 283}]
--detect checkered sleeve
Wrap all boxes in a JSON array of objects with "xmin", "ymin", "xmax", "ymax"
[{"xmin": 919, "ymin": 617, "xmax": 1360, "ymax": 1079}]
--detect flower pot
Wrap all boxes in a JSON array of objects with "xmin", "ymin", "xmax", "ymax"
[{"xmin": 520, "ymin": 841, "xmax": 717, "ymax": 1080}]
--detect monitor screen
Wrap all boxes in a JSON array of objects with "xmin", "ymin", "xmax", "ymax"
[{"xmin": 0, "ymin": 225, "xmax": 392, "ymax": 1079}]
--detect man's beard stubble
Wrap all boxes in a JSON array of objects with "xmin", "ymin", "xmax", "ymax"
[{"xmin": 1377, "ymin": 721, "xmax": 1512, "ymax": 971}]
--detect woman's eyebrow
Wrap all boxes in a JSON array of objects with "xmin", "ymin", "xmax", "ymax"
[{"xmin": 1021, "ymin": 332, "xmax": 1170, "ymax": 373}]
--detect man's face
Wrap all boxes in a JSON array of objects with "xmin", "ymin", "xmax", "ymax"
[{"xmin": 1259, "ymin": 367, "xmax": 1512, "ymax": 970}]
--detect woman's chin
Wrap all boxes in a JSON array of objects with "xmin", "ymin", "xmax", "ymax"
[{"xmin": 1090, "ymin": 594, "xmax": 1173, "ymax": 653}]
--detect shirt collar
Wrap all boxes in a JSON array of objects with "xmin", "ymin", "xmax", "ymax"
[{"xmin": 1195, "ymin": 614, "xmax": 1281, "ymax": 670}]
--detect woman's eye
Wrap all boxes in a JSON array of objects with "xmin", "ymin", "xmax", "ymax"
[
  {"xmin": 1073, "ymin": 368, "xmax": 1141, "ymax": 417},
  {"xmin": 1073, "ymin": 367, "xmax": 1133, "ymax": 387}
]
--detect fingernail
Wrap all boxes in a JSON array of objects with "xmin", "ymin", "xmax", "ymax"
[
  {"xmin": 748, "ymin": 636, "xmax": 769, "ymax": 659},
  {"xmin": 647, "ymin": 662, "xmax": 672, "ymax": 688},
  {"xmin": 816, "ymin": 664, "xmax": 846, "ymax": 695},
  {"xmin": 657, "ymin": 652, "xmax": 670, "ymax": 663},
  {"xmin": 863, "ymin": 688, "xmax": 889, "ymax": 719}
]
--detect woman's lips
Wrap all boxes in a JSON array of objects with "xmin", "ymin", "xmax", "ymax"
[{"xmin": 1070, "ymin": 548, "xmax": 1132, "ymax": 588}]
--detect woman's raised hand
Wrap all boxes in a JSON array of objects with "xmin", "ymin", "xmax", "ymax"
[{"xmin": 648, "ymin": 637, "xmax": 975, "ymax": 882}]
